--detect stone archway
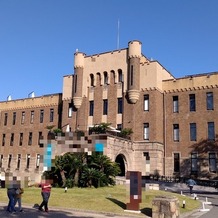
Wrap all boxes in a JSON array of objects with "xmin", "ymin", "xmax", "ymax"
[{"xmin": 115, "ymin": 154, "xmax": 126, "ymax": 176}]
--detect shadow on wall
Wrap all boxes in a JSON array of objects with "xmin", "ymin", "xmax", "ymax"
[{"xmin": 180, "ymin": 135, "xmax": 218, "ymax": 179}]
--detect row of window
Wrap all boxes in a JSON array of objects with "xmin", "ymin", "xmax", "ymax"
[
  {"xmin": 68, "ymin": 98, "xmax": 123, "ymax": 117},
  {"xmin": 89, "ymin": 70, "xmax": 123, "ymax": 87},
  {"xmin": 173, "ymin": 153, "xmax": 216, "ymax": 173},
  {"xmin": 0, "ymin": 154, "xmax": 40, "ymax": 170},
  {"xmin": 89, "ymin": 98, "xmax": 123, "ymax": 116},
  {"xmin": 2, "ymin": 132, "xmax": 42, "ymax": 146},
  {"xmin": 143, "ymin": 122, "xmax": 215, "ymax": 141},
  {"xmin": 3, "ymin": 109, "xmax": 54, "ymax": 126},
  {"xmin": 144, "ymin": 92, "xmax": 215, "ymax": 112}
]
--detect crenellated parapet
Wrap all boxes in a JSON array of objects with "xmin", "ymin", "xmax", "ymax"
[
  {"xmin": 74, "ymin": 52, "xmax": 85, "ymax": 68},
  {"xmin": 128, "ymin": 40, "xmax": 142, "ymax": 58}
]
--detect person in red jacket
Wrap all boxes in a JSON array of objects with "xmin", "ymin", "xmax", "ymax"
[{"xmin": 37, "ymin": 176, "xmax": 52, "ymax": 212}]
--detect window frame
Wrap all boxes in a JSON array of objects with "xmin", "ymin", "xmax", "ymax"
[
  {"xmin": 28, "ymin": 132, "xmax": 33, "ymax": 145},
  {"xmin": 209, "ymin": 153, "xmax": 216, "ymax": 173},
  {"xmin": 173, "ymin": 124, "xmax": 179, "ymax": 142},
  {"xmin": 50, "ymin": 108, "xmax": 54, "ymax": 122},
  {"xmin": 189, "ymin": 94, "xmax": 196, "ymax": 112},
  {"xmin": 206, "ymin": 92, "xmax": 214, "ymax": 110},
  {"xmin": 173, "ymin": 153, "xmax": 180, "ymax": 173},
  {"xmin": 89, "ymin": 101, "xmax": 94, "ymax": 116},
  {"xmin": 173, "ymin": 96, "xmax": 179, "ymax": 113},
  {"xmin": 190, "ymin": 123, "xmax": 197, "ymax": 141},
  {"xmin": 144, "ymin": 94, "xmax": 149, "ymax": 111},
  {"xmin": 143, "ymin": 123, "xmax": 149, "ymax": 140},
  {"xmin": 103, "ymin": 99, "xmax": 108, "ymax": 115},
  {"xmin": 117, "ymin": 98, "xmax": 123, "ymax": 114},
  {"xmin": 208, "ymin": 122, "xmax": 215, "ymax": 141},
  {"xmin": 40, "ymin": 110, "xmax": 44, "ymax": 123}
]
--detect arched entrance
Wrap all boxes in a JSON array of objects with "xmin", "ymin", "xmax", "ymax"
[{"xmin": 115, "ymin": 154, "xmax": 126, "ymax": 176}]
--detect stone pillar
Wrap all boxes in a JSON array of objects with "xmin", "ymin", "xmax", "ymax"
[{"xmin": 152, "ymin": 195, "xmax": 180, "ymax": 218}]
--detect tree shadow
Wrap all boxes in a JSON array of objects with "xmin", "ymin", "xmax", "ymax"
[
  {"xmin": 0, "ymin": 205, "xmax": 95, "ymax": 218},
  {"xmin": 180, "ymin": 136, "xmax": 218, "ymax": 179},
  {"xmin": 106, "ymin": 197, "xmax": 126, "ymax": 209},
  {"xmin": 140, "ymin": 207, "xmax": 152, "ymax": 217}
]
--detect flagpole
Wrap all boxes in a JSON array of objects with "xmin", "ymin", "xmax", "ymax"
[{"xmin": 117, "ymin": 19, "xmax": 120, "ymax": 50}]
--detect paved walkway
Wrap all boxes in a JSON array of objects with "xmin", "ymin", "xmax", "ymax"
[
  {"xmin": 0, "ymin": 202, "xmax": 146, "ymax": 218},
  {"xmin": 159, "ymin": 182, "xmax": 218, "ymax": 218}
]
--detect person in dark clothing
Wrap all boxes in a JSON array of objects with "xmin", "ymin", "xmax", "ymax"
[
  {"xmin": 7, "ymin": 188, "xmax": 16, "ymax": 212},
  {"xmin": 186, "ymin": 178, "xmax": 197, "ymax": 194}
]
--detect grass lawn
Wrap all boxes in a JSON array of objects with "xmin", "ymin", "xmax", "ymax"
[{"xmin": 0, "ymin": 185, "xmax": 200, "ymax": 217}]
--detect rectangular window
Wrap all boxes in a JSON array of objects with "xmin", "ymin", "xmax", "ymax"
[
  {"xmin": 173, "ymin": 124, "xmax": 179, "ymax": 141},
  {"xmin": 103, "ymin": 99, "xmax": 108, "ymax": 115},
  {"xmin": 207, "ymin": 92, "xmax": 214, "ymax": 110},
  {"xmin": 117, "ymin": 98, "xmax": 123, "ymax": 114},
  {"xmin": 189, "ymin": 94, "xmax": 196, "ymax": 111},
  {"xmin": 190, "ymin": 123, "xmax": 197, "ymax": 141},
  {"xmin": 130, "ymin": 65, "xmax": 133, "ymax": 86},
  {"xmin": 4, "ymin": 113, "xmax": 8, "ymax": 126},
  {"xmin": 174, "ymin": 153, "xmax": 180, "ymax": 173},
  {"xmin": 74, "ymin": 75, "xmax": 77, "ymax": 93},
  {"xmin": 173, "ymin": 96, "xmax": 179, "ymax": 113},
  {"xmin": 68, "ymin": 103, "xmax": 73, "ymax": 117},
  {"xmin": 50, "ymin": 108, "xmax": 54, "ymax": 122},
  {"xmin": 17, "ymin": 154, "xmax": 21, "ymax": 170},
  {"xmin": 8, "ymin": 154, "xmax": 12, "ymax": 168},
  {"xmin": 40, "ymin": 110, "xmax": 44, "ymax": 123},
  {"xmin": 144, "ymin": 95, "xmax": 149, "ymax": 111},
  {"xmin": 21, "ymin": 111, "xmax": 25, "ymax": 124},
  {"xmin": 2, "ymin": 134, "xmax": 5, "ymax": 146},
  {"xmin": 144, "ymin": 123, "xmax": 149, "ymax": 140},
  {"xmin": 19, "ymin": 133, "xmax": 23, "ymax": 146},
  {"xmin": 0, "ymin": 155, "xmax": 3, "ymax": 168},
  {"xmin": 209, "ymin": 153, "xmax": 216, "ymax": 173},
  {"xmin": 89, "ymin": 101, "xmax": 94, "ymax": 116},
  {"xmin": 38, "ymin": 132, "xmax": 42, "ymax": 145},
  {"xmin": 191, "ymin": 152, "xmax": 198, "ymax": 172},
  {"xmin": 26, "ymin": 154, "xmax": 30, "ymax": 169},
  {"xmin": 208, "ymin": 122, "xmax": 215, "ymax": 140},
  {"xmin": 10, "ymin": 133, "xmax": 14, "ymax": 146},
  {"xmin": 28, "ymin": 132, "xmax": 32, "ymax": 145},
  {"xmin": 12, "ymin": 112, "xmax": 16, "ymax": 125},
  {"xmin": 117, "ymin": 124, "xmax": 122, "ymax": 130},
  {"xmin": 36, "ymin": 154, "xmax": 40, "ymax": 168},
  {"xmin": 30, "ymin": 111, "xmax": 34, "ymax": 124}
]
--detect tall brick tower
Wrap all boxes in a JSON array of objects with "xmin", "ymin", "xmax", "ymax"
[
  {"xmin": 73, "ymin": 51, "xmax": 85, "ymax": 109},
  {"xmin": 127, "ymin": 40, "xmax": 141, "ymax": 104}
]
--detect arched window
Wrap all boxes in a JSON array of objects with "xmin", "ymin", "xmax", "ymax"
[
  {"xmin": 104, "ymin": 71, "xmax": 108, "ymax": 85},
  {"xmin": 110, "ymin": 70, "xmax": 115, "ymax": 83},
  {"xmin": 97, "ymin": 72, "xmax": 101, "ymax": 86},
  {"xmin": 90, "ymin": 74, "xmax": 94, "ymax": 86},
  {"xmin": 118, "ymin": 69, "xmax": 123, "ymax": 82}
]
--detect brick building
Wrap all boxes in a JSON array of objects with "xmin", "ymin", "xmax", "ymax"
[{"xmin": 0, "ymin": 40, "xmax": 218, "ymax": 180}]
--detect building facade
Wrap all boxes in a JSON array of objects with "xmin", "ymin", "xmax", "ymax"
[{"xmin": 1, "ymin": 40, "xmax": 218, "ymax": 180}]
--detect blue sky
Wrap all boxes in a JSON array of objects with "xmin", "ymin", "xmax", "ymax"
[{"xmin": 0, "ymin": 0, "xmax": 218, "ymax": 101}]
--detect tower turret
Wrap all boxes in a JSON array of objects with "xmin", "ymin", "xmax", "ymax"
[
  {"xmin": 73, "ymin": 52, "xmax": 85, "ymax": 109},
  {"xmin": 127, "ymin": 40, "xmax": 141, "ymax": 103}
]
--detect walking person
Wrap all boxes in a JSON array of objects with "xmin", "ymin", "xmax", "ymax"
[
  {"xmin": 29, "ymin": 175, "xmax": 52, "ymax": 212},
  {"xmin": 14, "ymin": 187, "xmax": 24, "ymax": 212},
  {"xmin": 186, "ymin": 177, "xmax": 197, "ymax": 194},
  {"xmin": 7, "ymin": 187, "xmax": 16, "ymax": 213},
  {"xmin": 38, "ymin": 177, "xmax": 52, "ymax": 212}
]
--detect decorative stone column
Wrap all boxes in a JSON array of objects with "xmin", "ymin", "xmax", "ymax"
[{"xmin": 152, "ymin": 195, "xmax": 180, "ymax": 218}]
